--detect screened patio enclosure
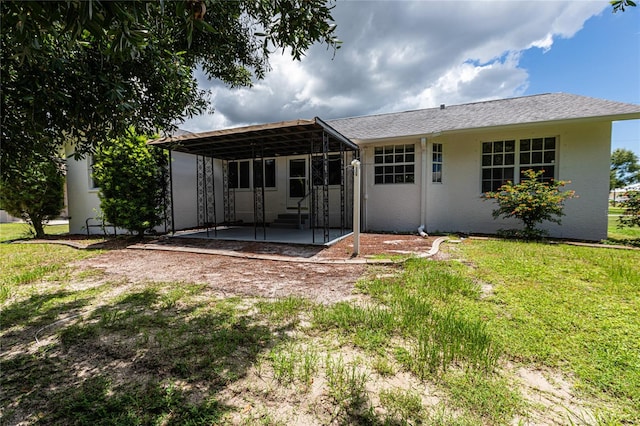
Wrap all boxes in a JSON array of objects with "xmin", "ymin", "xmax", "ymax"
[{"xmin": 149, "ymin": 118, "xmax": 360, "ymax": 245}]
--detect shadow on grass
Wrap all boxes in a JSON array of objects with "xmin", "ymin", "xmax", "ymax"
[
  {"xmin": 603, "ymin": 237, "xmax": 640, "ymax": 248},
  {"xmin": 1, "ymin": 286, "xmax": 283, "ymax": 425},
  {"xmin": 1, "ymin": 290, "xmax": 93, "ymax": 332}
]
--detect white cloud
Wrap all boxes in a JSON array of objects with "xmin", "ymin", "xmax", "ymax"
[{"xmin": 181, "ymin": 0, "xmax": 608, "ymax": 132}]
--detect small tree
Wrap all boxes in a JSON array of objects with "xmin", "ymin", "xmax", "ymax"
[
  {"xmin": 0, "ymin": 153, "xmax": 65, "ymax": 238},
  {"xmin": 92, "ymin": 129, "xmax": 168, "ymax": 237},
  {"xmin": 484, "ymin": 169, "xmax": 576, "ymax": 239},
  {"xmin": 618, "ymin": 190, "xmax": 640, "ymax": 228}
]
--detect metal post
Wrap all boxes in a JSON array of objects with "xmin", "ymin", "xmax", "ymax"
[
  {"xmin": 351, "ymin": 159, "xmax": 361, "ymax": 256},
  {"xmin": 169, "ymin": 149, "xmax": 175, "ymax": 235},
  {"xmin": 253, "ymin": 145, "xmax": 257, "ymax": 240},
  {"xmin": 197, "ymin": 155, "xmax": 204, "ymax": 228},
  {"xmin": 261, "ymin": 146, "xmax": 266, "ymax": 240},
  {"xmin": 203, "ymin": 156, "xmax": 209, "ymax": 237},
  {"xmin": 211, "ymin": 151, "xmax": 217, "ymax": 237},
  {"xmin": 340, "ymin": 143, "xmax": 345, "ymax": 234},
  {"xmin": 322, "ymin": 132, "xmax": 329, "ymax": 243}
]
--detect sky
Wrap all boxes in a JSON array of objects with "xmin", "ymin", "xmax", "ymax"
[{"xmin": 182, "ymin": 0, "xmax": 640, "ymax": 155}]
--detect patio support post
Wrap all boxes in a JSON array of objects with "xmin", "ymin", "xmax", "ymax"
[
  {"xmin": 197, "ymin": 155, "xmax": 203, "ymax": 228},
  {"xmin": 211, "ymin": 151, "xmax": 218, "ymax": 237},
  {"xmin": 169, "ymin": 149, "xmax": 175, "ymax": 235},
  {"xmin": 352, "ymin": 159, "xmax": 361, "ymax": 256},
  {"xmin": 340, "ymin": 140, "xmax": 345, "ymax": 234},
  {"xmin": 322, "ymin": 131, "xmax": 330, "ymax": 243},
  {"xmin": 203, "ymin": 156, "xmax": 209, "ymax": 237},
  {"xmin": 252, "ymin": 143, "xmax": 266, "ymax": 241},
  {"xmin": 223, "ymin": 160, "xmax": 235, "ymax": 223},
  {"xmin": 309, "ymin": 137, "xmax": 316, "ymax": 243},
  {"xmin": 261, "ymin": 145, "xmax": 266, "ymax": 240}
]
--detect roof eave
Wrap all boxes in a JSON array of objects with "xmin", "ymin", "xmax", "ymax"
[{"xmin": 353, "ymin": 112, "xmax": 640, "ymax": 144}]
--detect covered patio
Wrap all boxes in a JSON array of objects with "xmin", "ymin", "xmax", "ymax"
[
  {"xmin": 150, "ymin": 117, "xmax": 360, "ymax": 245},
  {"xmin": 173, "ymin": 226, "xmax": 352, "ymax": 246}
]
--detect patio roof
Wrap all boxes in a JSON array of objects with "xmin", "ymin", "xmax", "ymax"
[{"xmin": 149, "ymin": 117, "xmax": 359, "ymax": 160}]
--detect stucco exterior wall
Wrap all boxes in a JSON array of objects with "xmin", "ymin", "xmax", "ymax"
[
  {"xmin": 366, "ymin": 121, "xmax": 612, "ymax": 240},
  {"xmin": 168, "ymin": 152, "xmax": 203, "ymax": 231},
  {"xmin": 359, "ymin": 142, "xmax": 422, "ymax": 232},
  {"xmin": 64, "ymin": 118, "xmax": 614, "ymax": 241},
  {"xmin": 65, "ymin": 149, "xmax": 201, "ymax": 235},
  {"xmin": 65, "ymin": 148, "xmax": 102, "ymax": 235}
]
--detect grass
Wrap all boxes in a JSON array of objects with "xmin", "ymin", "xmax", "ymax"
[
  {"xmin": 460, "ymin": 239, "xmax": 640, "ymax": 422},
  {"xmin": 1, "ymin": 233, "xmax": 639, "ymax": 424},
  {"xmin": 0, "ymin": 222, "xmax": 69, "ymax": 242},
  {"xmin": 607, "ymin": 205, "xmax": 640, "ymax": 244}
]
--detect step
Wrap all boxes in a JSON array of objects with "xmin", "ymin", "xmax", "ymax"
[
  {"xmin": 271, "ymin": 212, "xmax": 308, "ymax": 229},
  {"xmin": 270, "ymin": 222, "xmax": 302, "ymax": 229},
  {"xmin": 277, "ymin": 213, "xmax": 309, "ymax": 220}
]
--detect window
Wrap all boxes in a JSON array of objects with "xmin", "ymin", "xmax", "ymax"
[
  {"xmin": 481, "ymin": 137, "xmax": 556, "ymax": 192},
  {"xmin": 518, "ymin": 137, "xmax": 556, "ymax": 183},
  {"xmin": 88, "ymin": 154, "xmax": 98, "ymax": 190},
  {"xmin": 432, "ymin": 143, "xmax": 443, "ymax": 183},
  {"xmin": 374, "ymin": 144, "xmax": 415, "ymax": 184},
  {"xmin": 253, "ymin": 158, "xmax": 276, "ymax": 188},
  {"xmin": 229, "ymin": 160, "xmax": 250, "ymax": 189},
  {"xmin": 230, "ymin": 159, "xmax": 276, "ymax": 189},
  {"xmin": 312, "ymin": 154, "xmax": 342, "ymax": 186}
]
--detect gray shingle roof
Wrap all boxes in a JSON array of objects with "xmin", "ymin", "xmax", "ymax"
[{"xmin": 327, "ymin": 93, "xmax": 640, "ymax": 141}]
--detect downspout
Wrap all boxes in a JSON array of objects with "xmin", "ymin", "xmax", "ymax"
[{"xmin": 418, "ymin": 137, "xmax": 428, "ymax": 237}]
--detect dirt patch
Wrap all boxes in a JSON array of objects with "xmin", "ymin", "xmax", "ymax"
[
  {"xmin": 63, "ymin": 233, "xmax": 436, "ymax": 304},
  {"xmin": 512, "ymin": 366, "xmax": 600, "ymax": 425},
  {"xmin": 72, "ymin": 250, "xmax": 365, "ymax": 304},
  {"xmin": 136, "ymin": 233, "xmax": 440, "ymax": 260},
  {"xmin": 318, "ymin": 234, "xmax": 438, "ymax": 259}
]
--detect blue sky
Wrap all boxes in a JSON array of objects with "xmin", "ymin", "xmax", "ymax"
[
  {"xmin": 519, "ymin": 6, "xmax": 639, "ymax": 154},
  {"xmin": 184, "ymin": 1, "xmax": 639, "ymax": 155}
]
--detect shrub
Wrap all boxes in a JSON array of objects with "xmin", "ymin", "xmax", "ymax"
[
  {"xmin": 618, "ymin": 190, "xmax": 640, "ymax": 228},
  {"xmin": 92, "ymin": 129, "xmax": 168, "ymax": 237},
  {"xmin": 484, "ymin": 169, "xmax": 576, "ymax": 239}
]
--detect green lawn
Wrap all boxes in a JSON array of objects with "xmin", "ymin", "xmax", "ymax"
[
  {"xmin": 0, "ymin": 222, "xmax": 69, "ymax": 242},
  {"xmin": 1, "ymin": 229, "xmax": 638, "ymax": 424},
  {"xmin": 607, "ymin": 206, "xmax": 640, "ymax": 244}
]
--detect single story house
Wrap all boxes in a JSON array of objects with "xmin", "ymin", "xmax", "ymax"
[{"xmin": 66, "ymin": 93, "xmax": 640, "ymax": 242}]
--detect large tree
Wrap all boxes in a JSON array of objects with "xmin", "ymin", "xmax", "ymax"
[
  {"xmin": 1, "ymin": 0, "xmax": 340, "ymax": 175},
  {"xmin": 0, "ymin": 152, "xmax": 65, "ymax": 238},
  {"xmin": 611, "ymin": 148, "xmax": 640, "ymax": 190}
]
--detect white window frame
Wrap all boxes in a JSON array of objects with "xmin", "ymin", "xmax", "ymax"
[
  {"xmin": 432, "ymin": 143, "xmax": 443, "ymax": 183},
  {"xmin": 253, "ymin": 158, "xmax": 277, "ymax": 189},
  {"xmin": 88, "ymin": 154, "xmax": 99, "ymax": 191},
  {"xmin": 229, "ymin": 158, "xmax": 277, "ymax": 190},
  {"xmin": 374, "ymin": 144, "xmax": 416, "ymax": 184},
  {"xmin": 481, "ymin": 136, "xmax": 557, "ymax": 193}
]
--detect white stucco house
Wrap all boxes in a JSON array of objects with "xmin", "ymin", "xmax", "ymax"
[{"xmin": 65, "ymin": 93, "xmax": 640, "ymax": 242}]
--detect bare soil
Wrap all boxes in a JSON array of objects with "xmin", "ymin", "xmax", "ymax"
[{"xmin": 69, "ymin": 233, "xmax": 438, "ymax": 304}]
